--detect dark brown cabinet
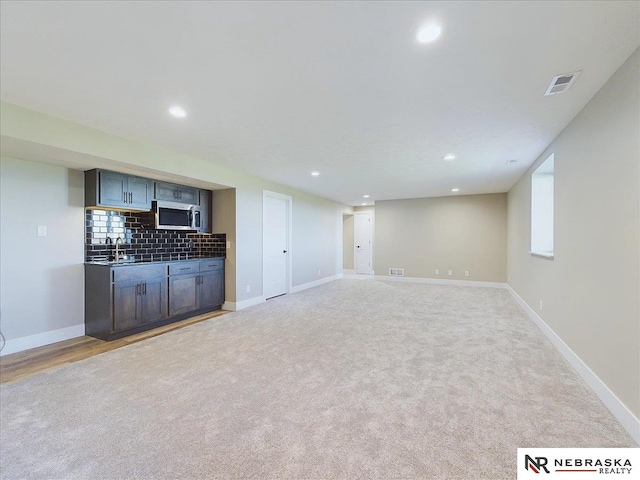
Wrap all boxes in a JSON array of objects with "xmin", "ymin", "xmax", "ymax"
[
  {"xmin": 85, "ymin": 258, "xmax": 224, "ymax": 341},
  {"xmin": 112, "ymin": 280, "xmax": 139, "ymax": 331},
  {"xmin": 85, "ymin": 169, "xmax": 152, "ymax": 210},
  {"xmin": 112, "ymin": 264, "xmax": 167, "ymax": 332},
  {"xmin": 198, "ymin": 189, "xmax": 210, "ymax": 233},
  {"xmin": 200, "ymin": 269, "xmax": 224, "ymax": 309},
  {"xmin": 169, "ymin": 273, "xmax": 200, "ymax": 316},
  {"xmin": 155, "ymin": 181, "xmax": 199, "ymax": 205},
  {"xmin": 168, "ymin": 259, "xmax": 225, "ymax": 315},
  {"xmin": 199, "ymin": 258, "xmax": 224, "ymax": 308},
  {"xmin": 113, "ymin": 277, "xmax": 167, "ymax": 332}
]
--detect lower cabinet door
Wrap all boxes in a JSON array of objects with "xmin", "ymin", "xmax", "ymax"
[
  {"xmin": 113, "ymin": 281, "xmax": 140, "ymax": 332},
  {"xmin": 139, "ymin": 277, "xmax": 167, "ymax": 324},
  {"xmin": 199, "ymin": 270, "xmax": 224, "ymax": 309},
  {"xmin": 169, "ymin": 274, "xmax": 199, "ymax": 316}
]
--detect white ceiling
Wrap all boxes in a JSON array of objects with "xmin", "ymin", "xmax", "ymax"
[{"xmin": 1, "ymin": 1, "xmax": 638, "ymax": 206}]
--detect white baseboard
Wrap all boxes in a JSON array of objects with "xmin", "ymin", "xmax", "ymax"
[
  {"xmin": 223, "ymin": 273, "xmax": 344, "ymax": 310},
  {"xmin": 0, "ymin": 324, "xmax": 85, "ymax": 357},
  {"xmin": 291, "ymin": 273, "xmax": 343, "ymax": 294},
  {"xmin": 343, "ymin": 269, "xmax": 355, "ymax": 274},
  {"xmin": 223, "ymin": 295, "xmax": 266, "ymax": 311},
  {"xmin": 374, "ymin": 275, "xmax": 507, "ymax": 289},
  {"xmin": 506, "ymin": 285, "xmax": 640, "ymax": 444}
]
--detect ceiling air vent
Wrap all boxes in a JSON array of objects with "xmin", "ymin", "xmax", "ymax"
[
  {"xmin": 389, "ymin": 268, "xmax": 404, "ymax": 277},
  {"xmin": 544, "ymin": 71, "xmax": 581, "ymax": 96}
]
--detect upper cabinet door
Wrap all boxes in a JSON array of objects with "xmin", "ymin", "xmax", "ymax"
[
  {"xmin": 155, "ymin": 181, "xmax": 198, "ymax": 204},
  {"xmin": 87, "ymin": 169, "xmax": 152, "ymax": 210},
  {"xmin": 198, "ymin": 189, "xmax": 210, "ymax": 233},
  {"xmin": 154, "ymin": 181, "xmax": 179, "ymax": 202},
  {"xmin": 99, "ymin": 171, "xmax": 128, "ymax": 208},
  {"xmin": 178, "ymin": 186, "xmax": 198, "ymax": 205},
  {"xmin": 127, "ymin": 176, "xmax": 152, "ymax": 210}
]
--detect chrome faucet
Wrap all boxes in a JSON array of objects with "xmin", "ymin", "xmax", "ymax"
[{"xmin": 115, "ymin": 236, "xmax": 124, "ymax": 261}]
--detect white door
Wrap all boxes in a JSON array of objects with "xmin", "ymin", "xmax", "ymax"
[
  {"xmin": 263, "ymin": 193, "xmax": 290, "ymax": 299},
  {"xmin": 354, "ymin": 212, "xmax": 372, "ymax": 274}
]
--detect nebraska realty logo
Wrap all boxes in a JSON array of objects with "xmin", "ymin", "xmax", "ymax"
[{"xmin": 517, "ymin": 448, "xmax": 639, "ymax": 478}]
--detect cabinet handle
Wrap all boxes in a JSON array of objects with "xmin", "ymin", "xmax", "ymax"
[
  {"xmin": 179, "ymin": 267, "xmax": 190, "ymax": 271},
  {"xmin": 124, "ymin": 191, "xmax": 127, "ymax": 204},
  {"xmin": 129, "ymin": 192, "xmax": 133, "ymax": 204},
  {"xmin": 136, "ymin": 284, "xmax": 141, "ymax": 295},
  {"xmin": 143, "ymin": 282, "xmax": 147, "ymax": 295}
]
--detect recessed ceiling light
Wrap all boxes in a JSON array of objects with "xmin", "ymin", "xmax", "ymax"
[
  {"xmin": 416, "ymin": 24, "xmax": 442, "ymax": 44},
  {"xmin": 451, "ymin": 188, "xmax": 459, "ymax": 192},
  {"xmin": 443, "ymin": 154, "xmax": 456, "ymax": 161},
  {"xmin": 363, "ymin": 195, "xmax": 370, "ymax": 198},
  {"xmin": 361, "ymin": 203, "xmax": 367, "ymax": 206},
  {"xmin": 168, "ymin": 106, "xmax": 187, "ymax": 118},
  {"xmin": 311, "ymin": 171, "xmax": 320, "ymax": 176}
]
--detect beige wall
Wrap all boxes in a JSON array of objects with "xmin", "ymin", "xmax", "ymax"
[
  {"xmin": 375, "ymin": 194, "xmax": 507, "ymax": 282},
  {"xmin": 290, "ymin": 190, "xmax": 345, "ymax": 286},
  {"xmin": 507, "ymin": 49, "xmax": 640, "ymax": 417},
  {"xmin": 211, "ymin": 188, "xmax": 236, "ymax": 302},
  {"xmin": 0, "ymin": 157, "xmax": 85, "ymax": 340},
  {"xmin": 343, "ymin": 215, "xmax": 354, "ymax": 270}
]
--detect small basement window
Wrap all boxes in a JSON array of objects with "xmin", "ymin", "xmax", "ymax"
[{"xmin": 531, "ymin": 153, "xmax": 554, "ymax": 258}]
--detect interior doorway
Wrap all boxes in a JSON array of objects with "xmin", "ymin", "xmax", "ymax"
[
  {"xmin": 263, "ymin": 191, "xmax": 292, "ymax": 299},
  {"xmin": 354, "ymin": 211, "xmax": 372, "ymax": 274}
]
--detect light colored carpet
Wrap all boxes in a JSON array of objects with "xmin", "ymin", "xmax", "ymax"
[{"xmin": 0, "ymin": 279, "xmax": 635, "ymax": 479}]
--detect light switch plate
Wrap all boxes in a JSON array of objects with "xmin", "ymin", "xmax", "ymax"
[
  {"xmin": 37, "ymin": 225, "xmax": 47, "ymax": 237},
  {"xmin": 226, "ymin": 241, "xmax": 231, "ymax": 249}
]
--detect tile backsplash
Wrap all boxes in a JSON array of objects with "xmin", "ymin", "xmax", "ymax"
[{"xmin": 85, "ymin": 209, "xmax": 225, "ymax": 262}]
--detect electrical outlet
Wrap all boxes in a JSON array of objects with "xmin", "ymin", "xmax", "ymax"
[
  {"xmin": 246, "ymin": 285, "xmax": 251, "ymax": 293},
  {"xmin": 539, "ymin": 300, "xmax": 543, "ymax": 310},
  {"xmin": 435, "ymin": 269, "xmax": 439, "ymax": 275},
  {"xmin": 318, "ymin": 270, "xmax": 321, "ymax": 276},
  {"xmin": 464, "ymin": 270, "xmax": 469, "ymax": 277},
  {"xmin": 508, "ymin": 275, "xmax": 511, "ymax": 282},
  {"xmin": 448, "ymin": 270, "xmax": 453, "ymax": 276},
  {"xmin": 226, "ymin": 241, "xmax": 231, "ymax": 249},
  {"xmin": 37, "ymin": 225, "xmax": 47, "ymax": 237}
]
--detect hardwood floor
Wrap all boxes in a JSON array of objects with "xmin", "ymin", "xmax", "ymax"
[{"xmin": 0, "ymin": 310, "xmax": 228, "ymax": 385}]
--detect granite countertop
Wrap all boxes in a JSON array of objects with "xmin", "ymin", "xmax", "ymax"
[{"xmin": 86, "ymin": 255, "xmax": 225, "ymax": 267}]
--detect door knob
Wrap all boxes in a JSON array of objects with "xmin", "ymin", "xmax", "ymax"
[{"xmin": 283, "ymin": 250, "xmax": 287, "ymax": 253}]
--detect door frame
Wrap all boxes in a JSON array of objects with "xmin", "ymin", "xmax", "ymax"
[
  {"xmin": 262, "ymin": 190, "xmax": 293, "ymax": 297},
  {"xmin": 354, "ymin": 211, "xmax": 372, "ymax": 275}
]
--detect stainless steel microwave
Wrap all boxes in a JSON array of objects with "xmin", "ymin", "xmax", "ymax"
[{"xmin": 153, "ymin": 200, "xmax": 201, "ymax": 230}]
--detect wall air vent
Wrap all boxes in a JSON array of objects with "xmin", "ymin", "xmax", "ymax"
[
  {"xmin": 544, "ymin": 71, "xmax": 581, "ymax": 96},
  {"xmin": 389, "ymin": 268, "xmax": 404, "ymax": 277}
]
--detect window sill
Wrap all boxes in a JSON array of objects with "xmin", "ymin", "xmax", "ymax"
[{"xmin": 530, "ymin": 251, "xmax": 554, "ymax": 259}]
